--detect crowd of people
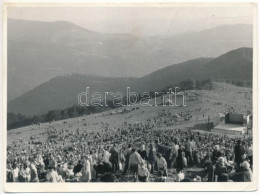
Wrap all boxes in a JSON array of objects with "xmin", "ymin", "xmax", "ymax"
[{"xmin": 7, "ymin": 116, "xmax": 253, "ymax": 183}]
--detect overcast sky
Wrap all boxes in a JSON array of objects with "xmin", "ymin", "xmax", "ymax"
[{"xmin": 8, "ymin": 5, "xmax": 254, "ymax": 36}]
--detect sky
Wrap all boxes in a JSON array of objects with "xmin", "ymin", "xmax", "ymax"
[{"xmin": 7, "ymin": 4, "xmax": 254, "ymax": 36}]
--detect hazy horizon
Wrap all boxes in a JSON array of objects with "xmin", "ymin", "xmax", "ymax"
[
  {"xmin": 7, "ymin": 5, "xmax": 254, "ymax": 102},
  {"xmin": 8, "ymin": 6, "xmax": 254, "ymax": 36},
  {"xmin": 8, "ymin": 17, "xmax": 253, "ymax": 37}
]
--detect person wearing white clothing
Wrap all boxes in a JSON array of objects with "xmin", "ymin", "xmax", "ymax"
[
  {"xmin": 156, "ymin": 153, "xmax": 168, "ymax": 177},
  {"xmin": 36, "ymin": 154, "xmax": 44, "ymax": 166},
  {"xmin": 103, "ymin": 150, "xmax": 111, "ymax": 163},
  {"xmin": 175, "ymin": 169, "xmax": 185, "ymax": 182},
  {"xmin": 20, "ymin": 163, "xmax": 31, "ymax": 182},
  {"xmin": 81, "ymin": 155, "xmax": 91, "ymax": 182},
  {"xmin": 138, "ymin": 163, "xmax": 150, "ymax": 182},
  {"xmin": 12, "ymin": 164, "xmax": 19, "ymax": 182},
  {"xmin": 46, "ymin": 167, "xmax": 63, "ymax": 182}
]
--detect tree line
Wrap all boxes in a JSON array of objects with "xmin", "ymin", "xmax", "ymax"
[{"xmin": 7, "ymin": 101, "xmax": 119, "ymax": 130}]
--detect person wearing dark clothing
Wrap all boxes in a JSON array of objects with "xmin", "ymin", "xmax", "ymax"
[
  {"xmin": 109, "ymin": 145, "xmax": 120, "ymax": 172},
  {"xmin": 100, "ymin": 172, "xmax": 117, "ymax": 182},
  {"xmin": 230, "ymin": 161, "xmax": 252, "ymax": 182},
  {"xmin": 192, "ymin": 150, "xmax": 200, "ymax": 166},
  {"xmin": 148, "ymin": 144, "xmax": 156, "ymax": 173},
  {"xmin": 73, "ymin": 160, "xmax": 83, "ymax": 175},
  {"xmin": 176, "ymin": 149, "xmax": 185, "ymax": 171},
  {"xmin": 44, "ymin": 157, "xmax": 50, "ymax": 168},
  {"xmin": 164, "ymin": 145, "xmax": 172, "ymax": 168},
  {"xmin": 157, "ymin": 144, "xmax": 164, "ymax": 155},
  {"xmin": 94, "ymin": 162, "xmax": 113, "ymax": 177},
  {"xmin": 138, "ymin": 150, "xmax": 148, "ymax": 160},
  {"xmin": 214, "ymin": 157, "xmax": 229, "ymax": 182},
  {"xmin": 205, "ymin": 160, "xmax": 215, "ymax": 182},
  {"xmin": 6, "ymin": 163, "xmax": 13, "ymax": 182},
  {"xmin": 234, "ymin": 140, "xmax": 245, "ymax": 171},
  {"xmin": 123, "ymin": 145, "xmax": 132, "ymax": 174},
  {"xmin": 211, "ymin": 145, "xmax": 222, "ymax": 164},
  {"xmin": 138, "ymin": 145, "xmax": 148, "ymax": 161}
]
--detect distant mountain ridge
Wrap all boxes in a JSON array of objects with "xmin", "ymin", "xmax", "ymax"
[
  {"xmin": 8, "ymin": 19, "xmax": 252, "ymax": 100},
  {"xmin": 8, "ymin": 47, "xmax": 253, "ymax": 116}
]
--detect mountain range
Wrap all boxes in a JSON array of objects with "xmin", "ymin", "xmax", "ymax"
[
  {"xmin": 8, "ymin": 47, "xmax": 253, "ymax": 116},
  {"xmin": 8, "ymin": 19, "xmax": 252, "ymax": 101}
]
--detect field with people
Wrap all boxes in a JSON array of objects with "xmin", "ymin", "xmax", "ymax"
[
  {"xmin": 7, "ymin": 82, "xmax": 252, "ymax": 142},
  {"xmin": 6, "ymin": 82, "xmax": 253, "ymax": 182}
]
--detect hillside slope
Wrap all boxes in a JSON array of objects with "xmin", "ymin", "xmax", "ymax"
[{"xmin": 8, "ymin": 47, "xmax": 252, "ymax": 116}]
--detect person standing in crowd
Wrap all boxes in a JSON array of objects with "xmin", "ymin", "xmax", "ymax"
[
  {"xmin": 103, "ymin": 146, "xmax": 111, "ymax": 163},
  {"xmin": 109, "ymin": 144, "xmax": 120, "ymax": 172},
  {"xmin": 148, "ymin": 143, "xmax": 156, "ymax": 174},
  {"xmin": 241, "ymin": 161, "xmax": 253, "ymax": 182},
  {"xmin": 232, "ymin": 160, "xmax": 253, "ymax": 182},
  {"xmin": 20, "ymin": 163, "xmax": 31, "ymax": 182},
  {"xmin": 170, "ymin": 140, "xmax": 179, "ymax": 168},
  {"xmin": 36, "ymin": 154, "xmax": 44, "ymax": 166},
  {"xmin": 234, "ymin": 140, "xmax": 245, "ymax": 171},
  {"xmin": 82, "ymin": 155, "xmax": 91, "ymax": 182},
  {"xmin": 138, "ymin": 144, "xmax": 148, "ymax": 162},
  {"xmin": 164, "ymin": 143, "xmax": 172, "ymax": 169},
  {"xmin": 214, "ymin": 157, "xmax": 229, "ymax": 182},
  {"xmin": 30, "ymin": 160, "xmax": 39, "ymax": 182},
  {"xmin": 156, "ymin": 153, "xmax": 168, "ymax": 177},
  {"xmin": 212, "ymin": 145, "xmax": 222, "ymax": 164},
  {"xmin": 6, "ymin": 163, "xmax": 13, "ymax": 182},
  {"xmin": 247, "ymin": 143, "xmax": 253, "ymax": 170},
  {"xmin": 12, "ymin": 163, "xmax": 20, "ymax": 182},
  {"xmin": 43, "ymin": 154, "xmax": 50, "ymax": 169},
  {"xmin": 98, "ymin": 146, "xmax": 104, "ymax": 163},
  {"xmin": 38, "ymin": 161, "xmax": 46, "ymax": 180},
  {"xmin": 176, "ymin": 149, "xmax": 186, "ymax": 172},
  {"xmin": 128, "ymin": 148, "xmax": 143, "ymax": 181},
  {"xmin": 123, "ymin": 144, "xmax": 132, "ymax": 175},
  {"xmin": 204, "ymin": 155, "xmax": 215, "ymax": 182},
  {"xmin": 185, "ymin": 138, "xmax": 193, "ymax": 167}
]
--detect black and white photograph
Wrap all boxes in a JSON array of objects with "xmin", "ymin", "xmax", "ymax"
[{"xmin": 2, "ymin": 1, "xmax": 258, "ymax": 192}]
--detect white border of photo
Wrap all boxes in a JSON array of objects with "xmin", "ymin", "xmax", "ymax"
[{"xmin": 1, "ymin": 0, "xmax": 258, "ymax": 192}]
